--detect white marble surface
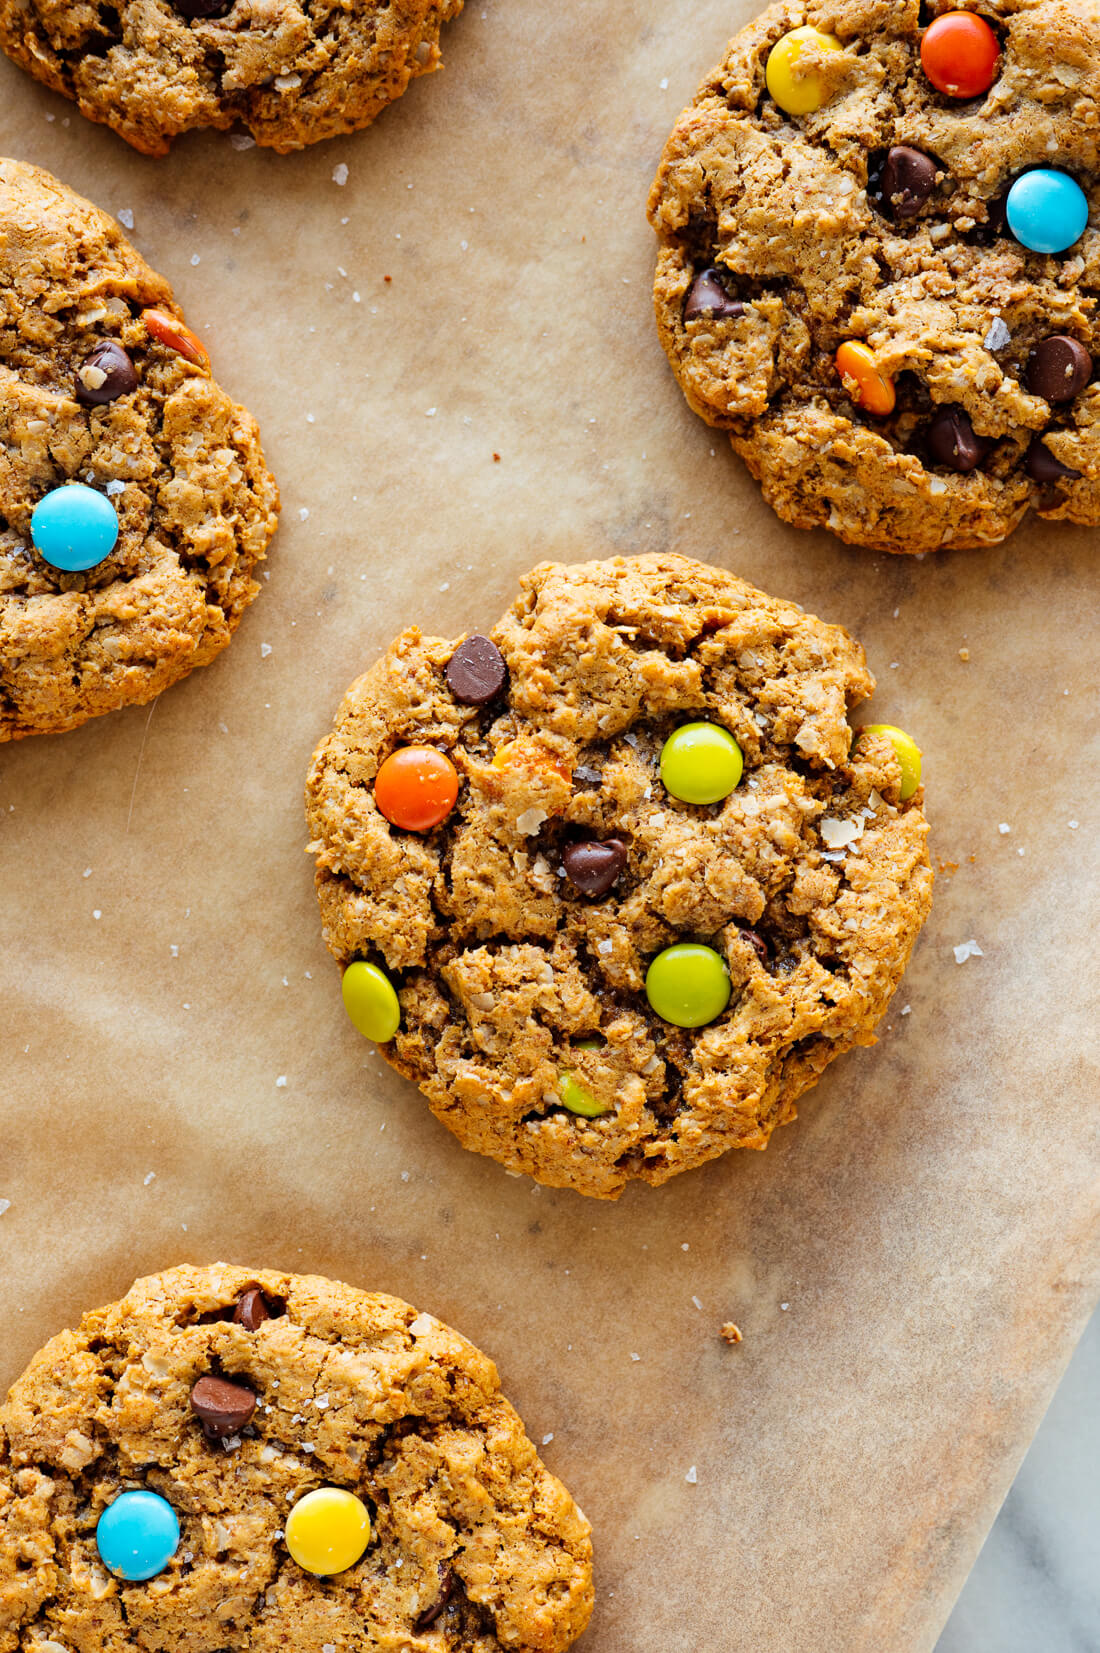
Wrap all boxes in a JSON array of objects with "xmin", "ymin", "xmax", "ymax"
[{"xmin": 936, "ymin": 1305, "xmax": 1100, "ymax": 1653}]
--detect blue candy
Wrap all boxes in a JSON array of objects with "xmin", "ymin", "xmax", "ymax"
[
  {"xmin": 31, "ymin": 482, "xmax": 119, "ymax": 572},
  {"xmin": 96, "ymin": 1490, "xmax": 180, "ymax": 1581},
  {"xmin": 1006, "ymin": 170, "xmax": 1090, "ymax": 256}
]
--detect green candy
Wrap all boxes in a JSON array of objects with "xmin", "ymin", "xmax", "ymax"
[
  {"xmin": 559, "ymin": 1073, "xmax": 608, "ymax": 1117},
  {"xmin": 860, "ymin": 724, "xmax": 922, "ymax": 801},
  {"xmin": 645, "ymin": 943, "xmax": 731, "ymax": 1029},
  {"xmin": 341, "ymin": 960, "xmax": 401, "ymax": 1043},
  {"xmin": 660, "ymin": 722, "xmax": 743, "ymax": 805}
]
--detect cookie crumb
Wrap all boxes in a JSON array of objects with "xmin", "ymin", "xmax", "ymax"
[
  {"xmin": 720, "ymin": 1322, "xmax": 742, "ymax": 1344},
  {"xmin": 958, "ymin": 648, "xmax": 970, "ymax": 662}
]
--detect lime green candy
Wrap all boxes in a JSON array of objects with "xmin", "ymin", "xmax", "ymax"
[
  {"xmin": 645, "ymin": 944, "xmax": 731, "ymax": 1029},
  {"xmin": 559, "ymin": 1072, "xmax": 608, "ymax": 1118},
  {"xmin": 341, "ymin": 960, "xmax": 401, "ymax": 1043},
  {"xmin": 861, "ymin": 724, "xmax": 922, "ymax": 801},
  {"xmin": 660, "ymin": 722, "xmax": 743, "ymax": 805}
]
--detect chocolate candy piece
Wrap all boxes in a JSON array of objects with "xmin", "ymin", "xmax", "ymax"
[
  {"xmin": 1026, "ymin": 336, "xmax": 1093, "ymax": 404},
  {"xmin": 928, "ymin": 406, "xmax": 986, "ymax": 473},
  {"xmin": 562, "ymin": 838, "xmax": 627, "ymax": 898},
  {"xmin": 75, "ymin": 341, "xmax": 138, "ymax": 406},
  {"xmin": 233, "ymin": 1287, "xmax": 271, "ymax": 1330},
  {"xmin": 173, "ymin": 0, "xmax": 234, "ymax": 17},
  {"xmin": 1026, "ymin": 436, "xmax": 1082, "ymax": 484},
  {"xmin": 445, "ymin": 634, "xmax": 507, "ymax": 705},
  {"xmin": 879, "ymin": 146, "xmax": 938, "ymax": 219},
  {"xmin": 413, "ymin": 1568, "xmax": 457, "ymax": 1632},
  {"xmin": 738, "ymin": 928, "xmax": 769, "ymax": 965},
  {"xmin": 684, "ymin": 268, "xmax": 744, "ymax": 322},
  {"xmin": 190, "ymin": 1374, "xmax": 257, "ymax": 1438}
]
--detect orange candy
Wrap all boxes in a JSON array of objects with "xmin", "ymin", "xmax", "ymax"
[
  {"xmin": 374, "ymin": 746, "xmax": 460, "ymax": 831},
  {"xmin": 836, "ymin": 341, "xmax": 896, "ymax": 417},
  {"xmin": 920, "ymin": 11, "xmax": 1000, "ymax": 100},
  {"xmin": 492, "ymin": 739, "xmax": 572, "ymax": 783},
  {"xmin": 141, "ymin": 307, "xmax": 210, "ymax": 368}
]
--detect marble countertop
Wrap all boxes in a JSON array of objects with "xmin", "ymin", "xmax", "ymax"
[{"xmin": 936, "ymin": 1305, "xmax": 1100, "ymax": 1652}]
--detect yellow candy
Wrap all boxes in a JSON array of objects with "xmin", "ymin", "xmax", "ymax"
[
  {"xmin": 860, "ymin": 724, "xmax": 922, "ymax": 801},
  {"xmin": 285, "ymin": 1488, "xmax": 371, "ymax": 1576},
  {"xmin": 765, "ymin": 26, "xmax": 842, "ymax": 117}
]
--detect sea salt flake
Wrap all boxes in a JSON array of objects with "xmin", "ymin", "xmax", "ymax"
[
  {"xmin": 332, "ymin": 163, "xmax": 349, "ymax": 186},
  {"xmin": 260, "ymin": 642, "xmax": 272, "ymax": 658},
  {"xmin": 998, "ymin": 823, "xmax": 1011, "ymax": 835},
  {"xmin": 542, "ymin": 1432, "xmax": 554, "ymax": 1445},
  {"xmin": 953, "ymin": 939, "xmax": 984, "ymax": 964},
  {"xmin": 597, "ymin": 939, "xmax": 613, "ymax": 956},
  {"xmin": 0, "ymin": 1200, "xmax": 10, "ymax": 1216},
  {"xmin": 691, "ymin": 1296, "xmax": 703, "ymax": 1311},
  {"xmin": 984, "ymin": 317, "xmax": 1011, "ymax": 350},
  {"xmin": 229, "ymin": 133, "xmax": 255, "ymax": 151},
  {"xmin": 144, "ymin": 1172, "xmax": 156, "ymax": 1186},
  {"xmin": 630, "ymin": 1352, "xmax": 641, "ymax": 1362},
  {"xmin": 685, "ymin": 1466, "xmax": 698, "ymax": 1484},
  {"xmin": 117, "ymin": 207, "xmax": 134, "ymax": 229},
  {"xmin": 105, "ymin": 479, "xmax": 125, "ymax": 497},
  {"xmin": 299, "ymin": 507, "xmax": 309, "ymax": 521},
  {"xmin": 275, "ymin": 1075, "xmax": 287, "ymax": 1088}
]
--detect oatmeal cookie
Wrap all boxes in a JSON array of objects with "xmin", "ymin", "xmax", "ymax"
[
  {"xmin": 306, "ymin": 554, "xmax": 933, "ymax": 1199},
  {"xmin": 649, "ymin": 0, "xmax": 1100, "ymax": 553},
  {"xmin": 0, "ymin": 0, "xmax": 463, "ymax": 154},
  {"xmin": 0, "ymin": 1262, "xmax": 594, "ymax": 1651},
  {"xmin": 0, "ymin": 158, "xmax": 279, "ymax": 740}
]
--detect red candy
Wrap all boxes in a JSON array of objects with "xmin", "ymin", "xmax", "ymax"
[
  {"xmin": 920, "ymin": 12, "xmax": 1000, "ymax": 100},
  {"xmin": 142, "ymin": 307, "xmax": 210, "ymax": 368},
  {"xmin": 374, "ymin": 745, "xmax": 460, "ymax": 831}
]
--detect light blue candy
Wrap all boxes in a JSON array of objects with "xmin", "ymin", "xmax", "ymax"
[
  {"xmin": 1006, "ymin": 170, "xmax": 1090, "ymax": 256},
  {"xmin": 96, "ymin": 1490, "xmax": 180, "ymax": 1581},
  {"xmin": 31, "ymin": 482, "xmax": 119, "ymax": 572}
]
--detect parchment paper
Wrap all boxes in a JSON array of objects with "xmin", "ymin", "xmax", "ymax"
[{"xmin": 1, "ymin": 4, "xmax": 1098, "ymax": 1649}]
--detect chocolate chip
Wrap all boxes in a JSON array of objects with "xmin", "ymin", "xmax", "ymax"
[
  {"xmin": 445, "ymin": 634, "xmax": 507, "ymax": 705},
  {"xmin": 1026, "ymin": 336, "xmax": 1093, "ymax": 404},
  {"xmin": 173, "ymin": 0, "xmax": 234, "ymax": 16},
  {"xmin": 1026, "ymin": 436, "xmax": 1082, "ymax": 483},
  {"xmin": 74, "ymin": 341, "xmax": 138, "ymax": 407},
  {"xmin": 562, "ymin": 838, "xmax": 627, "ymax": 898},
  {"xmin": 190, "ymin": 1374, "xmax": 257, "ymax": 1439},
  {"xmin": 738, "ymin": 928, "xmax": 768, "ymax": 965},
  {"xmin": 233, "ymin": 1288, "xmax": 271, "ymax": 1330},
  {"xmin": 413, "ymin": 1568, "xmax": 456, "ymax": 1632},
  {"xmin": 879, "ymin": 147, "xmax": 938, "ymax": 219},
  {"xmin": 927, "ymin": 406, "xmax": 987, "ymax": 473},
  {"xmin": 684, "ymin": 268, "xmax": 744, "ymax": 323}
]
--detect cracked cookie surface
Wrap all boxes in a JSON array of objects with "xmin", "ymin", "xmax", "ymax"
[
  {"xmin": 0, "ymin": 0, "xmax": 464, "ymax": 154},
  {"xmin": 649, "ymin": 0, "xmax": 1100, "ymax": 554},
  {"xmin": 0, "ymin": 1262, "xmax": 594, "ymax": 1652},
  {"xmin": 306, "ymin": 554, "xmax": 933, "ymax": 1200},
  {"xmin": 0, "ymin": 158, "xmax": 279, "ymax": 741}
]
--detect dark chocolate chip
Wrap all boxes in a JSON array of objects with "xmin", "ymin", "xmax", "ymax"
[
  {"xmin": 413, "ymin": 1567, "xmax": 456, "ymax": 1632},
  {"xmin": 1026, "ymin": 436, "xmax": 1082, "ymax": 484},
  {"xmin": 233, "ymin": 1288, "xmax": 271, "ymax": 1330},
  {"xmin": 75, "ymin": 341, "xmax": 138, "ymax": 407},
  {"xmin": 445, "ymin": 634, "xmax": 507, "ymax": 705},
  {"xmin": 684, "ymin": 268, "xmax": 744, "ymax": 323},
  {"xmin": 927, "ymin": 406, "xmax": 987, "ymax": 473},
  {"xmin": 173, "ymin": 0, "xmax": 234, "ymax": 16},
  {"xmin": 562, "ymin": 838, "xmax": 628, "ymax": 898},
  {"xmin": 879, "ymin": 147, "xmax": 938, "ymax": 219},
  {"xmin": 738, "ymin": 928, "xmax": 769, "ymax": 965},
  {"xmin": 190, "ymin": 1374, "xmax": 257, "ymax": 1439},
  {"xmin": 1026, "ymin": 336, "xmax": 1093, "ymax": 404}
]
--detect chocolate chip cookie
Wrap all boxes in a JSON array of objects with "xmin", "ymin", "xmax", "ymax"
[
  {"xmin": 0, "ymin": 0, "xmax": 463, "ymax": 154},
  {"xmin": 649, "ymin": 0, "xmax": 1100, "ymax": 554},
  {"xmin": 306, "ymin": 554, "xmax": 933, "ymax": 1200},
  {"xmin": 0, "ymin": 158, "xmax": 279, "ymax": 741},
  {"xmin": 0, "ymin": 1262, "xmax": 594, "ymax": 1650}
]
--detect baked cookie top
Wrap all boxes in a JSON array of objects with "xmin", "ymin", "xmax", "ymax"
[
  {"xmin": 0, "ymin": 158, "xmax": 279, "ymax": 741},
  {"xmin": 0, "ymin": 0, "xmax": 463, "ymax": 154},
  {"xmin": 649, "ymin": 0, "xmax": 1100, "ymax": 555},
  {"xmin": 306, "ymin": 554, "xmax": 933, "ymax": 1200},
  {"xmin": 0, "ymin": 1262, "xmax": 594, "ymax": 1652}
]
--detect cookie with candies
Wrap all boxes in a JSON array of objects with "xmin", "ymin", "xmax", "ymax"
[
  {"xmin": 0, "ymin": 0, "xmax": 463, "ymax": 154},
  {"xmin": 306, "ymin": 554, "xmax": 933, "ymax": 1200},
  {"xmin": 0, "ymin": 159, "xmax": 279, "ymax": 741},
  {"xmin": 649, "ymin": 0, "xmax": 1100, "ymax": 554},
  {"xmin": 0, "ymin": 1263, "xmax": 594, "ymax": 1650}
]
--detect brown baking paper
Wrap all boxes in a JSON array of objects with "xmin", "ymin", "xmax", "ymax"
[{"xmin": 1, "ymin": 4, "xmax": 1098, "ymax": 1649}]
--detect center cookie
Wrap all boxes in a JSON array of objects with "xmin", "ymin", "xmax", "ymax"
[
  {"xmin": 306, "ymin": 554, "xmax": 933, "ymax": 1200},
  {"xmin": 0, "ymin": 1263, "xmax": 594, "ymax": 1651},
  {"xmin": 649, "ymin": 0, "xmax": 1100, "ymax": 554}
]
